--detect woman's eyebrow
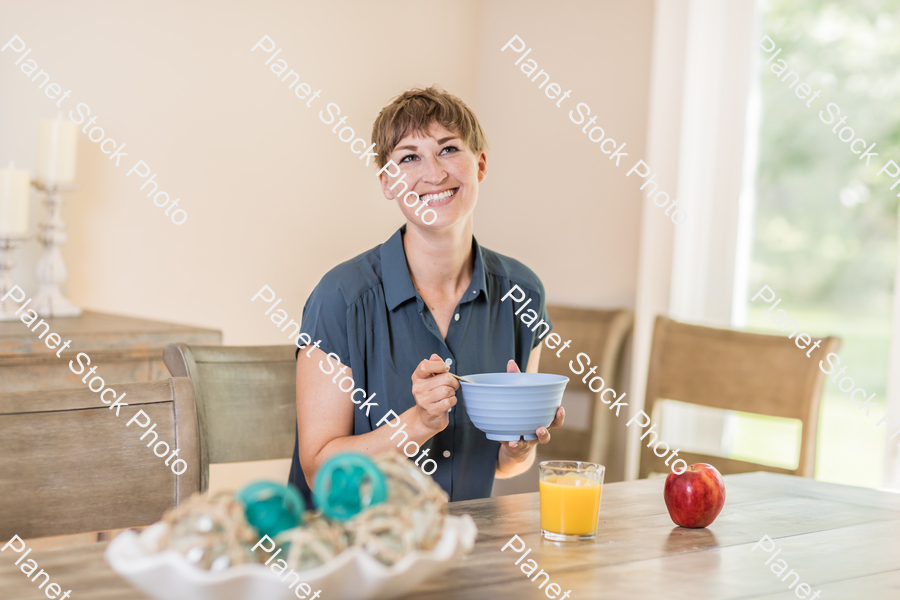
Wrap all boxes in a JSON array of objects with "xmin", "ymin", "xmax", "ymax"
[{"xmin": 395, "ymin": 136, "xmax": 458, "ymax": 152}]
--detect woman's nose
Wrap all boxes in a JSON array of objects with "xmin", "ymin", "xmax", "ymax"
[{"xmin": 421, "ymin": 155, "xmax": 447, "ymax": 184}]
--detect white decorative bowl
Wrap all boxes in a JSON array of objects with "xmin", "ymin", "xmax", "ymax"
[
  {"xmin": 105, "ymin": 515, "xmax": 477, "ymax": 600},
  {"xmin": 459, "ymin": 372, "xmax": 569, "ymax": 441}
]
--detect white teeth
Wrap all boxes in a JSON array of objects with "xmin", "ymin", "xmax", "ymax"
[{"xmin": 421, "ymin": 189, "xmax": 456, "ymax": 203}]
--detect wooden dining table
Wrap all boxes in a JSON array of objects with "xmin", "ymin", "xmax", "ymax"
[{"xmin": 2, "ymin": 472, "xmax": 899, "ymax": 599}]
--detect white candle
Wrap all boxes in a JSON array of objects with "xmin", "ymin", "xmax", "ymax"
[
  {"xmin": 0, "ymin": 162, "xmax": 30, "ymax": 236},
  {"xmin": 36, "ymin": 115, "xmax": 78, "ymax": 185}
]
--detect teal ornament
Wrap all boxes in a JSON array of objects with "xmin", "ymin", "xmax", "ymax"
[
  {"xmin": 313, "ymin": 453, "xmax": 388, "ymax": 522},
  {"xmin": 236, "ymin": 481, "xmax": 305, "ymax": 538}
]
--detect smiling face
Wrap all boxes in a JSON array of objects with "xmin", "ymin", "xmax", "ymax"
[{"xmin": 380, "ymin": 122, "xmax": 487, "ymax": 230}]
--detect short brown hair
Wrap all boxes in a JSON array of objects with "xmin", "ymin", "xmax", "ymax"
[{"xmin": 371, "ymin": 86, "xmax": 488, "ymax": 169}]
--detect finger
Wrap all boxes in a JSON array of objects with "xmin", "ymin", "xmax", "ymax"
[
  {"xmin": 415, "ymin": 358, "xmax": 450, "ymax": 379},
  {"xmin": 506, "ymin": 359, "xmax": 520, "ymax": 374},
  {"xmin": 422, "ymin": 390, "xmax": 456, "ymax": 407},
  {"xmin": 536, "ymin": 426, "xmax": 551, "ymax": 444},
  {"xmin": 548, "ymin": 407, "xmax": 565, "ymax": 429},
  {"xmin": 423, "ymin": 381, "xmax": 458, "ymax": 400},
  {"xmin": 416, "ymin": 388, "xmax": 456, "ymax": 412},
  {"xmin": 432, "ymin": 373, "xmax": 460, "ymax": 390},
  {"xmin": 423, "ymin": 358, "xmax": 450, "ymax": 374},
  {"xmin": 430, "ymin": 385, "xmax": 456, "ymax": 399}
]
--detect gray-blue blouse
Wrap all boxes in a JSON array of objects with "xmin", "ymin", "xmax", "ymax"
[{"xmin": 289, "ymin": 225, "xmax": 550, "ymax": 503}]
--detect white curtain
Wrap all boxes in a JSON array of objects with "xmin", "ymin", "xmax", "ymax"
[{"xmin": 626, "ymin": 0, "xmax": 758, "ymax": 479}]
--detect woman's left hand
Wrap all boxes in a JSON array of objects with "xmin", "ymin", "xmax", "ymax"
[{"xmin": 498, "ymin": 359, "xmax": 565, "ymax": 462}]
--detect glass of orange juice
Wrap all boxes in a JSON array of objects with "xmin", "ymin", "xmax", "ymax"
[{"xmin": 539, "ymin": 461, "xmax": 604, "ymax": 541}]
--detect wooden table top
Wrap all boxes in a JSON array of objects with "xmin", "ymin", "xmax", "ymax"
[{"xmin": 2, "ymin": 472, "xmax": 898, "ymax": 599}]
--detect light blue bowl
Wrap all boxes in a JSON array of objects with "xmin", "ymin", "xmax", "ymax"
[{"xmin": 458, "ymin": 373, "xmax": 569, "ymax": 442}]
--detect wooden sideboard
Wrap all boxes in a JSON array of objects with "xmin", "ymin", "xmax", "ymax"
[{"xmin": 0, "ymin": 310, "xmax": 221, "ymax": 392}]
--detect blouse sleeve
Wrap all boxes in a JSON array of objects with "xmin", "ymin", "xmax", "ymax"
[{"xmin": 296, "ymin": 274, "xmax": 352, "ymax": 366}]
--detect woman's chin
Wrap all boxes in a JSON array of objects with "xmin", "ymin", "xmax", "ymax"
[{"xmin": 410, "ymin": 208, "xmax": 472, "ymax": 230}]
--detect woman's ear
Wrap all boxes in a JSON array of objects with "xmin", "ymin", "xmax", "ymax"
[
  {"xmin": 378, "ymin": 171, "xmax": 396, "ymax": 200},
  {"xmin": 477, "ymin": 150, "xmax": 488, "ymax": 183}
]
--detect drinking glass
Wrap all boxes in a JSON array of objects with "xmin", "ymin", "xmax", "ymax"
[{"xmin": 539, "ymin": 460, "xmax": 605, "ymax": 541}]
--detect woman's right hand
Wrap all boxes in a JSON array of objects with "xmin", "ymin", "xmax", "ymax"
[{"xmin": 411, "ymin": 353, "xmax": 459, "ymax": 433}]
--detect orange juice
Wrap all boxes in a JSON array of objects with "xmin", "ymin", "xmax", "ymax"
[{"xmin": 539, "ymin": 473, "xmax": 602, "ymax": 536}]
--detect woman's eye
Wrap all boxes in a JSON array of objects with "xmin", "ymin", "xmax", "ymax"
[
  {"xmin": 400, "ymin": 154, "xmax": 418, "ymax": 163},
  {"xmin": 440, "ymin": 146, "xmax": 459, "ymax": 155}
]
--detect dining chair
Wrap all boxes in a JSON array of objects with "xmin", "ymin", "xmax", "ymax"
[
  {"xmin": 537, "ymin": 306, "xmax": 634, "ymax": 465},
  {"xmin": 493, "ymin": 306, "xmax": 633, "ymax": 495},
  {"xmin": 0, "ymin": 378, "xmax": 200, "ymax": 540},
  {"xmin": 163, "ymin": 343, "xmax": 297, "ymax": 492},
  {"xmin": 639, "ymin": 315, "xmax": 840, "ymax": 479}
]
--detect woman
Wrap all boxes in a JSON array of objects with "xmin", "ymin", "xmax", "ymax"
[{"xmin": 290, "ymin": 86, "xmax": 564, "ymax": 503}]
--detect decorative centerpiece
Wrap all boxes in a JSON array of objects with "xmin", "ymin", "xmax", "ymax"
[{"xmin": 106, "ymin": 452, "xmax": 477, "ymax": 600}]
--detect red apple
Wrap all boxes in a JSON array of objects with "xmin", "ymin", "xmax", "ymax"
[{"xmin": 663, "ymin": 463, "xmax": 725, "ymax": 528}]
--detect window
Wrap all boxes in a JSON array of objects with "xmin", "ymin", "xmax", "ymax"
[{"xmin": 742, "ymin": 1, "xmax": 900, "ymax": 488}]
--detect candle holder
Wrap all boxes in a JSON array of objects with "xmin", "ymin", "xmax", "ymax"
[
  {"xmin": 0, "ymin": 233, "xmax": 32, "ymax": 321},
  {"xmin": 31, "ymin": 180, "xmax": 82, "ymax": 318}
]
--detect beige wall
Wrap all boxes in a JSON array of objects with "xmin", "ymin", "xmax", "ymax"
[
  {"xmin": 1, "ymin": 0, "xmax": 654, "ymax": 345},
  {"xmin": 476, "ymin": 0, "xmax": 653, "ymax": 309}
]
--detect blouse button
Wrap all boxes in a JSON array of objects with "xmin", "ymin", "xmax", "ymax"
[
  {"xmin": 454, "ymin": 313, "xmax": 460, "ymax": 321},
  {"xmin": 445, "ymin": 358, "xmax": 453, "ymax": 366},
  {"xmin": 443, "ymin": 450, "xmax": 451, "ymax": 458}
]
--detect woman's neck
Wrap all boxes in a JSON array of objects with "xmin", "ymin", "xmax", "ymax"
[{"xmin": 402, "ymin": 219, "xmax": 474, "ymax": 296}]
